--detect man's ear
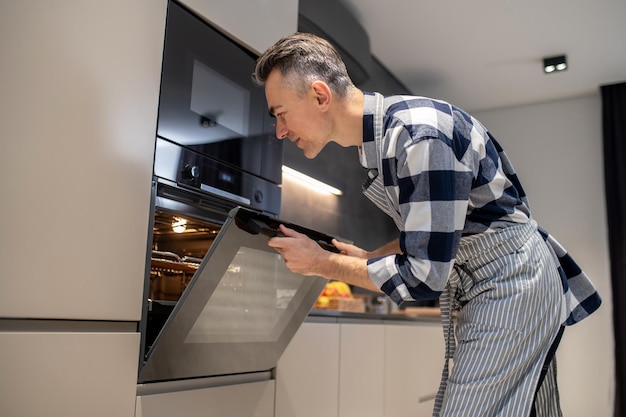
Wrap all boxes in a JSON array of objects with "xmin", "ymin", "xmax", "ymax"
[{"xmin": 311, "ymin": 81, "xmax": 332, "ymax": 110}]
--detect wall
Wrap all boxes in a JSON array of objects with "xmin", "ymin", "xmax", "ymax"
[
  {"xmin": 473, "ymin": 94, "xmax": 614, "ymax": 417},
  {"xmin": 281, "ymin": 143, "xmax": 398, "ymax": 250}
]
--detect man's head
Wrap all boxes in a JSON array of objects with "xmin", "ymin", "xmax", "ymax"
[
  {"xmin": 254, "ymin": 33, "xmax": 363, "ymax": 159},
  {"xmin": 253, "ymin": 32, "xmax": 354, "ymax": 99}
]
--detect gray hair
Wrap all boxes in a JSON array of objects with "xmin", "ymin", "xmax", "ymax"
[{"xmin": 253, "ymin": 32, "xmax": 354, "ymax": 98}]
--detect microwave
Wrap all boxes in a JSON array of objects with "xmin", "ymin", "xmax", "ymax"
[{"xmin": 156, "ymin": 1, "xmax": 282, "ymax": 215}]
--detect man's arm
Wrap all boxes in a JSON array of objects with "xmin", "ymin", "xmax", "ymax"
[
  {"xmin": 369, "ymin": 239, "xmax": 401, "ymax": 258},
  {"xmin": 267, "ymin": 224, "xmax": 385, "ymax": 293}
]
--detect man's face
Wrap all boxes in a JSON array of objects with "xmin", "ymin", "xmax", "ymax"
[{"xmin": 264, "ymin": 69, "xmax": 331, "ymax": 159}]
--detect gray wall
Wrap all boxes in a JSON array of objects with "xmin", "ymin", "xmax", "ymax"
[{"xmin": 281, "ymin": 141, "xmax": 398, "ymax": 251}]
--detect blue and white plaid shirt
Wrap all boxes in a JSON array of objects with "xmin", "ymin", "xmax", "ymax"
[{"xmin": 359, "ymin": 92, "xmax": 600, "ymax": 324}]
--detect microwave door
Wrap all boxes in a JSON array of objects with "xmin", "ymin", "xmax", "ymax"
[{"xmin": 139, "ymin": 207, "xmax": 327, "ymax": 383}]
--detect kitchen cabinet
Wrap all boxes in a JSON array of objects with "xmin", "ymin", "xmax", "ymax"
[
  {"xmin": 0, "ymin": 0, "xmax": 166, "ymax": 321},
  {"xmin": 136, "ymin": 380, "xmax": 275, "ymax": 417},
  {"xmin": 1, "ymin": 0, "xmax": 305, "ymax": 416},
  {"xmin": 178, "ymin": 0, "xmax": 298, "ymax": 55},
  {"xmin": 275, "ymin": 321, "xmax": 341, "ymax": 417},
  {"xmin": 338, "ymin": 322, "xmax": 385, "ymax": 417},
  {"xmin": 0, "ymin": 330, "xmax": 140, "ymax": 417},
  {"xmin": 384, "ymin": 321, "xmax": 445, "ymax": 417},
  {"xmin": 275, "ymin": 317, "xmax": 445, "ymax": 417}
]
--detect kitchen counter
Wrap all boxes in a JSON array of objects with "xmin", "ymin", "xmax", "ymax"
[{"xmin": 307, "ymin": 307, "xmax": 442, "ymax": 324}]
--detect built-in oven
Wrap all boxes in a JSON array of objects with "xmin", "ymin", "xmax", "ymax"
[
  {"xmin": 138, "ymin": 1, "xmax": 337, "ymax": 386},
  {"xmin": 139, "ymin": 181, "xmax": 332, "ymax": 383},
  {"xmin": 156, "ymin": 0, "xmax": 282, "ymax": 213}
]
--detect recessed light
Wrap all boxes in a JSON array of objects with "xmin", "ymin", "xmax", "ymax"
[{"xmin": 543, "ymin": 55, "xmax": 567, "ymax": 74}]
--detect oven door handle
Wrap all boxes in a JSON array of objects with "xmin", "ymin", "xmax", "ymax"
[{"xmin": 237, "ymin": 217, "xmax": 339, "ymax": 253}]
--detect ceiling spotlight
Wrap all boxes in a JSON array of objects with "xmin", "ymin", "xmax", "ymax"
[{"xmin": 543, "ymin": 55, "xmax": 567, "ymax": 74}]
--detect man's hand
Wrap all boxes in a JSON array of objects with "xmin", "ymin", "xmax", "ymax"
[
  {"xmin": 332, "ymin": 240, "xmax": 369, "ymax": 259},
  {"xmin": 267, "ymin": 224, "xmax": 331, "ymax": 276},
  {"xmin": 267, "ymin": 224, "xmax": 385, "ymax": 294}
]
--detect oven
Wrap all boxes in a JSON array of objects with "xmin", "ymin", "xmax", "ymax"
[
  {"xmin": 138, "ymin": 1, "xmax": 335, "ymax": 385},
  {"xmin": 139, "ymin": 180, "xmax": 331, "ymax": 383}
]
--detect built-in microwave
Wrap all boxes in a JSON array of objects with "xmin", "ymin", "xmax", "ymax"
[{"xmin": 157, "ymin": 1, "xmax": 282, "ymax": 215}]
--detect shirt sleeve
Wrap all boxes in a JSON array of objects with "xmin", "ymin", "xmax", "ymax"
[{"xmin": 367, "ymin": 126, "xmax": 473, "ymax": 304}]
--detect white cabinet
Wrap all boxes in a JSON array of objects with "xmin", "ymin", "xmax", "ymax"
[
  {"xmin": 178, "ymin": 0, "xmax": 298, "ymax": 55},
  {"xmin": 0, "ymin": 0, "xmax": 167, "ymax": 321},
  {"xmin": 275, "ymin": 318, "xmax": 445, "ymax": 417},
  {"xmin": 0, "ymin": 331, "xmax": 140, "ymax": 417},
  {"xmin": 338, "ymin": 323, "xmax": 385, "ymax": 417},
  {"xmin": 275, "ymin": 322, "xmax": 341, "ymax": 417},
  {"xmin": 384, "ymin": 322, "xmax": 445, "ymax": 417},
  {"xmin": 136, "ymin": 380, "xmax": 275, "ymax": 417}
]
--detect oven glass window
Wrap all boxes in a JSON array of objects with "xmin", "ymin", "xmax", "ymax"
[{"xmin": 185, "ymin": 247, "xmax": 299, "ymax": 344}]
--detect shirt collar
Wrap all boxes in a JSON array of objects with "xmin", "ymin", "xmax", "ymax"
[{"xmin": 359, "ymin": 92, "xmax": 382, "ymax": 170}]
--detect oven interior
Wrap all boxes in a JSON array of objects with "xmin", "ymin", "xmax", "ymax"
[{"xmin": 145, "ymin": 209, "xmax": 221, "ymax": 354}]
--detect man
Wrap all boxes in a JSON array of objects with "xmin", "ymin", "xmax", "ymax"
[{"xmin": 253, "ymin": 32, "xmax": 600, "ymax": 417}]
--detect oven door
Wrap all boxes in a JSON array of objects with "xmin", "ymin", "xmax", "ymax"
[{"xmin": 139, "ymin": 206, "xmax": 331, "ymax": 383}]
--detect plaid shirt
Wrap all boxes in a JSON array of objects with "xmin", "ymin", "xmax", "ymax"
[{"xmin": 359, "ymin": 92, "xmax": 600, "ymax": 323}]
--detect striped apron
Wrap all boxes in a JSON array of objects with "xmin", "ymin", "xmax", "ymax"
[
  {"xmin": 434, "ymin": 220, "xmax": 564, "ymax": 417},
  {"xmin": 362, "ymin": 168, "xmax": 568, "ymax": 416}
]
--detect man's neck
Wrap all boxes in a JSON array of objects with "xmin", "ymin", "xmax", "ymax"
[{"xmin": 332, "ymin": 88, "xmax": 365, "ymax": 148}]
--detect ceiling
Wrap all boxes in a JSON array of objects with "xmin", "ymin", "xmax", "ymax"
[{"xmin": 340, "ymin": 0, "xmax": 626, "ymax": 112}]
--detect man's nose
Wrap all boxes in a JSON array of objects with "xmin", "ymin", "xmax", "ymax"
[{"xmin": 275, "ymin": 119, "xmax": 288, "ymax": 140}]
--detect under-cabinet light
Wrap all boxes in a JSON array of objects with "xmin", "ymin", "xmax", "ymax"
[{"xmin": 281, "ymin": 166, "xmax": 343, "ymax": 196}]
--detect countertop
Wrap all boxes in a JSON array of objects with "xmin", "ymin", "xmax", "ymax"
[{"xmin": 307, "ymin": 307, "xmax": 442, "ymax": 324}]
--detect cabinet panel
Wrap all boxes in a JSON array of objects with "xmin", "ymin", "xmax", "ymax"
[
  {"xmin": 0, "ymin": 1, "xmax": 166, "ymax": 320},
  {"xmin": 179, "ymin": 0, "xmax": 298, "ymax": 54},
  {"xmin": 339, "ymin": 323, "xmax": 385, "ymax": 417},
  {"xmin": 136, "ymin": 380, "xmax": 274, "ymax": 417},
  {"xmin": 275, "ymin": 322, "xmax": 341, "ymax": 417},
  {"xmin": 0, "ymin": 332, "xmax": 139, "ymax": 417},
  {"xmin": 276, "ymin": 319, "xmax": 445, "ymax": 417},
  {"xmin": 384, "ymin": 322, "xmax": 445, "ymax": 417}
]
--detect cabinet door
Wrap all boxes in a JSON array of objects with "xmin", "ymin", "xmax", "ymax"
[
  {"xmin": 136, "ymin": 380, "xmax": 275, "ymax": 417},
  {"xmin": 339, "ymin": 323, "xmax": 385, "ymax": 417},
  {"xmin": 275, "ymin": 322, "xmax": 341, "ymax": 417},
  {"xmin": 0, "ymin": 0, "xmax": 166, "ymax": 321},
  {"xmin": 178, "ymin": 0, "xmax": 297, "ymax": 54},
  {"xmin": 0, "ymin": 332, "xmax": 139, "ymax": 417},
  {"xmin": 384, "ymin": 322, "xmax": 445, "ymax": 417}
]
